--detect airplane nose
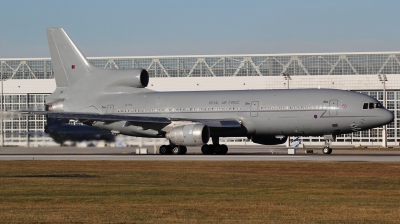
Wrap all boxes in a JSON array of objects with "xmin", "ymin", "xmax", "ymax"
[
  {"xmin": 362, "ymin": 109, "xmax": 394, "ymax": 130},
  {"xmin": 382, "ymin": 109, "xmax": 394, "ymax": 125},
  {"xmin": 374, "ymin": 109, "xmax": 394, "ymax": 126}
]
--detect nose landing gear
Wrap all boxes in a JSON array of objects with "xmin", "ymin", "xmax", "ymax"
[
  {"xmin": 323, "ymin": 146, "xmax": 332, "ymax": 154},
  {"xmin": 322, "ymin": 135, "xmax": 334, "ymax": 154}
]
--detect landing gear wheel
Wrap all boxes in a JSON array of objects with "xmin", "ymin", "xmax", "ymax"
[
  {"xmin": 322, "ymin": 136, "xmax": 334, "ymax": 155},
  {"xmin": 172, "ymin": 146, "xmax": 182, "ymax": 155},
  {"xmin": 201, "ymin": 145, "xmax": 215, "ymax": 155},
  {"xmin": 214, "ymin": 144, "xmax": 228, "ymax": 155},
  {"xmin": 220, "ymin": 144, "xmax": 228, "ymax": 155},
  {"xmin": 322, "ymin": 147, "xmax": 332, "ymax": 154},
  {"xmin": 171, "ymin": 145, "xmax": 187, "ymax": 155},
  {"xmin": 180, "ymin": 146, "xmax": 187, "ymax": 155},
  {"xmin": 159, "ymin": 145, "xmax": 172, "ymax": 155},
  {"xmin": 214, "ymin": 145, "xmax": 223, "ymax": 155}
]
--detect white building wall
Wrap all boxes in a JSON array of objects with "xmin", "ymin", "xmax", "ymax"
[
  {"xmin": 147, "ymin": 75, "xmax": 400, "ymax": 92},
  {"xmin": 1, "ymin": 79, "xmax": 56, "ymax": 94}
]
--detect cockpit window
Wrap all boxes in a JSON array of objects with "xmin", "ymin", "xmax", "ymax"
[
  {"xmin": 363, "ymin": 102, "xmax": 383, "ymax": 109},
  {"xmin": 369, "ymin": 103, "xmax": 375, "ymax": 109}
]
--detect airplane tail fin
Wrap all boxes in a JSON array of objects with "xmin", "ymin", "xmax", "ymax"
[{"xmin": 46, "ymin": 27, "xmax": 95, "ymax": 87}]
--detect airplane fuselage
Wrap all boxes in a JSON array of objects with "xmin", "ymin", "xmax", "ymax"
[{"xmin": 63, "ymin": 88, "xmax": 392, "ymax": 138}]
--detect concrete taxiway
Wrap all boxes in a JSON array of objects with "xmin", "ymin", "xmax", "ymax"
[{"xmin": 0, "ymin": 146, "xmax": 399, "ymax": 162}]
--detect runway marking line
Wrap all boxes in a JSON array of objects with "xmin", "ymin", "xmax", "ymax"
[{"xmin": 0, "ymin": 155, "xmax": 308, "ymax": 158}]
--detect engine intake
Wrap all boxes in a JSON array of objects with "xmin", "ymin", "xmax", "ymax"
[{"xmin": 166, "ymin": 124, "xmax": 210, "ymax": 146}]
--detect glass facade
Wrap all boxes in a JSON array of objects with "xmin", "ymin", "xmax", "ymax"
[
  {"xmin": 1, "ymin": 94, "xmax": 50, "ymax": 145},
  {"xmin": 2, "ymin": 53, "xmax": 400, "ymax": 79}
]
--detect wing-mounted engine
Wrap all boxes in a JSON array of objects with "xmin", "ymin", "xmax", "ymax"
[
  {"xmin": 102, "ymin": 69, "xmax": 149, "ymax": 88},
  {"xmin": 251, "ymin": 135, "xmax": 287, "ymax": 145},
  {"xmin": 166, "ymin": 124, "xmax": 210, "ymax": 146}
]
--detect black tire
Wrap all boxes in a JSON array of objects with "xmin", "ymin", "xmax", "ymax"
[
  {"xmin": 180, "ymin": 146, "xmax": 187, "ymax": 155},
  {"xmin": 159, "ymin": 145, "xmax": 171, "ymax": 155},
  {"xmin": 169, "ymin": 145, "xmax": 188, "ymax": 155},
  {"xmin": 214, "ymin": 145, "xmax": 222, "ymax": 155},
  {"xmin": 220, "ymin": 144, "xmax": 228, "ymax": 155},
  {"xmin": 201, "ymin": 145, "xmax": 215, "ymax": 155},
  {"xmin": 322, "ymin": 147, "xmax": 332, "ymax": 154},
  {"xmin": 201, "ymin": 145, "xmax": 209, "ymax": 154},
  {"xmin": 214, "ymin": 145, "xmax": 227, "ymax": 155},
  {"xmin": 208, "ymin": 145, "xmax": 216, "ymax": 154}
]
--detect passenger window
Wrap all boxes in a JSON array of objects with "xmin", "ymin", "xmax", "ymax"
[{"xmin": 363, "ymin": 103, "xmax": 368, "ymax": 109}]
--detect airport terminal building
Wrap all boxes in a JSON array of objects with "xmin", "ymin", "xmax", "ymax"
[{"xmin": 1, "ymin": 52, "xmax": 399, "ymax": 146}]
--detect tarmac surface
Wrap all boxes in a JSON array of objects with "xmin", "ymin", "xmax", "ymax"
[{"xmin": 1, "ymin": 145, "xmax": 400, "ymax": 162}]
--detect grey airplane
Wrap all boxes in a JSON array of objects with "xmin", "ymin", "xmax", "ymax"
[{"xmin": 28, "ymin": 28, "xmax": 394, "ymax": 155}]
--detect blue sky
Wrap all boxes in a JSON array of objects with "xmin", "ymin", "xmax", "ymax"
[{"xmin": 1, "ymin": 0, "xmax": 400, "ymax": 58}]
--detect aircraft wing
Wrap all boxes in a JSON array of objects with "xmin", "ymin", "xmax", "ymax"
[{"xmin": 20, "ymin": 111, "xmax": 241, "ymax": 130}]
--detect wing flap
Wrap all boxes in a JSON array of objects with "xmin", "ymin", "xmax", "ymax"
[{"xmin": 170, "ymin": 118, "xmax": 241, "ymax": 128}]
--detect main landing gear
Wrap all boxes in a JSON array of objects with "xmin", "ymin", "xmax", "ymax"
[
  {"xmin": 201, "ymin": 144, "xmax": 228, "ymax": 155},
  {"xmin": 159, "ymin": 144, "xmax": 187, "ymax": 155},
  {"xmin": 159, "ymin": 138, "xmax": 229, "ymax": 155},
  {"xmin": 201, "ymin": 137, "xmax": 229, "ymax": 155},
  {"xmin": 322, "ymin": 135, "xmax": 334, "ymax": 154}
]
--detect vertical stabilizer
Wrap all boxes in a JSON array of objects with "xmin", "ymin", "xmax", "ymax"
[{"xmin": 46, "ymin": 27, "xmax": 94, "ymax": 87}]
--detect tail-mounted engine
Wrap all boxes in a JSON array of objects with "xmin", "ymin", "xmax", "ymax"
[
  {"xmin": 166, "ymin": 124, "xmax": 210, "ymax": 146},
  {"xmin": 105, "ymin": 69, "xmax": 149, "ymax": 88}
]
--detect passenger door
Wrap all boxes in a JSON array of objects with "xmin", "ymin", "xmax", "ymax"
[
  {"xmin": 251, "ymin": 101, "xmax": 259, "ymax": 117},
  {"xmin": 329, "ymin": 100, "xmax": 338, "ymax": 116}
]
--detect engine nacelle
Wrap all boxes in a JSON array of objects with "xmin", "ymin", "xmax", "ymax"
[
  {"xmin": 46, "ymin": 99, "xmax": 64, "ymax": 112},
  {"xmin": 105, "ymin": 69, "xmax": 149, "ymax": 88},
  {"xmin": 251, "ymin": 135, "xmax": 288, "ymax": 145},
  {"xmin": 166, "ymin": 124, "xmax": 210, "ymax": 146}
]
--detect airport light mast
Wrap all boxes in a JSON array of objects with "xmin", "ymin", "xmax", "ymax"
[
  {"xmin": 282, "ymin": 73, "xmax": 291, "ymax": 89},
  {"xmin": 1, "ymin": 67, "xmax": 3, "ymax": 147},
  {"xmin": 282, "ymin": 73, "xmax": 292, "ymax": 147},
  {"xmin": 378, "ymin": 74, "xmax": 388, "ymax": 147}
]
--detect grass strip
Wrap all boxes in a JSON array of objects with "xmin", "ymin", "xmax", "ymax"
[{"xmin": 0, "ymin": 161, "xmax": 399, "ymax": 223}]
